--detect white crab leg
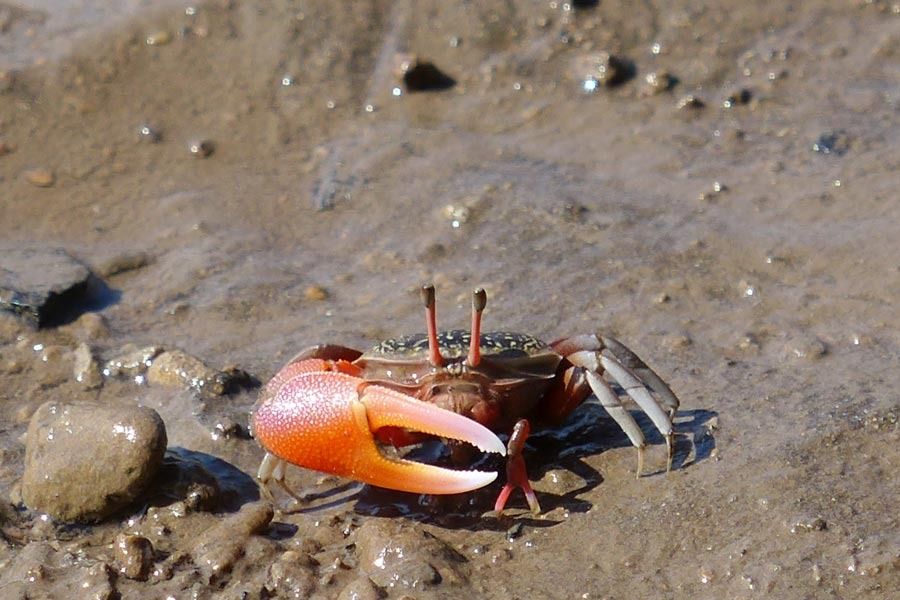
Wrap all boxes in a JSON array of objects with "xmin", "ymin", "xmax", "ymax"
[
  {"xmin": 599, "ymin": 354, "xmax": 673, "ymax": 438},
  {"xmin": 600, "ymin": 352, "xmax": 676, "ymax": 471},
  {"xmin": 601, "ymin": 335, "xmax": 680, "ymax": 415},
  {"xmin": 257, "ymin": 452, "xmax": 307, "ymax": 505},
  {"xmin": 568, "ymin": 348, "xmax": 676, "ymax": 473},
  {"xmin": 584, "ymin": 370, "xmax": 647, "ymax": 476}
]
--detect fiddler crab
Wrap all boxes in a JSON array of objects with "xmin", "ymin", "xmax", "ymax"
[{"xmin": 251, "ymin": 284, "xmax": 679, "ymax": 514}]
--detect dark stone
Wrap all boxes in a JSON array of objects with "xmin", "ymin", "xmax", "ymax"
[
  {"xmin": 724, "ymin": 87, "xmax": 752, "ymax": 107},
  {"xmin": 812, "ymin": 130, "xmax": 851, "ymax": 156},
  {"xmin": 677, "ymin": 95, "xmax": 706, "ymax": 110},
  {"xmin": 572, "ymin": 52, "xmax": 636, "ymax": 90},
  {"xmin": 600, "ymin": 54, "xmax": 636, "ymax": 87},
  {"xmin": 0, "ymin": 248, "xmax": 97, "ymax": 327},
  {"xmin": 403, "ymin": 61, "xmax": 456, "ymax": 92}
]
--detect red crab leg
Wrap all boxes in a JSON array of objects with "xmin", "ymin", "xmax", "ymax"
[
  {"xmin": 421, "ymin": 284, "xmax": 443, "ymax": 367},
  {"xmin": 252, "ymin": 370, "xmax": 505, "ymax": 495},
  {"xmin": 494, "ymin": 419, "xmax": 541, "ymax": 515},
  {"xmin": 466, "ymin": 288, "xmax": 487, "ymax": 368}
]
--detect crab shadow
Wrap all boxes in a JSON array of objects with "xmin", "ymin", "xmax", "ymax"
[{"xmin": 323, "ymin": 403, "xmax": 719, "ymax": 531}]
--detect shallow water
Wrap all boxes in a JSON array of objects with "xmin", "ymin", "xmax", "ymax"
[{"xmin": 1, "ymin": 0, "xmax": 898, "ymax": 598}]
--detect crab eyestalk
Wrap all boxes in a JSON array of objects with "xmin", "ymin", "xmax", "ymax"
[
  {"xmin": 420, "ymin": 284, "xmax": 443, "ymax": 367},
  {"xmin": 467, "ymin": 288, "xmax": 487, "ymax": 368}
]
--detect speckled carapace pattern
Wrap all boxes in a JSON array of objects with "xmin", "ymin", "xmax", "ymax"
[{"xmin": 367, "ymin": 330, "xmax": 548, "ymax": 359}]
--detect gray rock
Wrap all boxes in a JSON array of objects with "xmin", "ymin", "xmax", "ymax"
[
  {"xmin": 0, "ymin": 247, "xmax": 93, "ymax": 328},
  {"xmin": 22, "ymin": 401, "xmax": 167, "ymax": 522}
]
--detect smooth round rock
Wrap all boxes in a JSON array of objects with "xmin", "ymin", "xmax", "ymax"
[{"xmin": 22, "ymin": 401, "xmax": 167, "ymax": 522}]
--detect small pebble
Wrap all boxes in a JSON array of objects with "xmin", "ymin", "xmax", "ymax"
[
  {"xmin": 570, "ymin": 52, "xmax": 635, "ymax": 88},
  {"xmin": 723, "ymin": 88, "xmax": 752, "ymax": 108},
  {"xmin": 146, "ymin": 349, "xmax": 251, "ymax": 396},
  {"xmin": 786, "ymin": 336, "xmax": 828, "ymax": 361},
  {"xmin": 103, "ymin": 345, "xmax": 163, "ymax": 378},
  {"xmin": 397, "ymin": 56, "xmax": 456, "ymax": 92},
  {"xmin": 145, "ymin": 30, "xmax": 172, "ymax": 46},
  {"xmin": 146, "ymin": 350, "xmax": 217, "ymax": 392},
  {"xmin": 677, "ymin": 95, "xmax": 705, "ymax": 110},
  {"xmin": 533, "ymin": 468, "xmax": 585, "ymax": 497},
  {"xmin": 789, "ymin": 516, "xmax": 827, "ymax": 533},
  {"xmin": 304, "ymin": 285, "xmax": 329, "ymax": 301},
  {"xmin": 137, "ymin": 124, "xmax": 162, "ymax": 143},
  {"xmin": 23, "ymin": 168, "xmax": 55, "ymax": 187},
  {"xmin": 115, "ymin": 534, "xmax": 154, "ymax": 580},
  {"xmin": 738, "ymin": 333, "xmax": 760, "ymax": 351},
  {"xmin": 442, "ymin": 204, "xmax": 471, "ymax": 228},
  {"xmin": 72, "ymin": 343, "xmax": 103, "ymax": 389},
  {"xmin": 812, "ymin": 130, "xmax": 851, "ymax": 156},
  {"xmin": 664, "ymin": 333, "xmax": 692, "ymax": 350},
  {"xmin": 642, "ymin": 71, "xmax": 677, "ymax": 95},
  {"xmin": 97, "ymin": 251, "xmax": 153, "ymax": 277},
  {"xmin": 189, "ymin": 139, "xmax": 215, "ymax": 157}
]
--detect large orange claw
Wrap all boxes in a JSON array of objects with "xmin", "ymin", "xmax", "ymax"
[{"xmin": 252, "ymin": 371, "xmax": 506, "ymax": 495}]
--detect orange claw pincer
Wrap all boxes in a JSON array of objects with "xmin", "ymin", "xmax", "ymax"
[{"xmin": 251, "ymin": 358, "xmax": 506, "ymax": 503}]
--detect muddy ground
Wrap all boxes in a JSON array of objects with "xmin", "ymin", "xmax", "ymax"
[{"xmin": 1, "ymin": 0, "xmax": 899, "ymax": 598}]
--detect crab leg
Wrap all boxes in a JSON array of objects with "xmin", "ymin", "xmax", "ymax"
[
  {"xmin": 257, "ymin": 452, "xmax": 309, "ymax": 504},
  {"xmin": 600, "ymin": 335, "xmax": 680, "ymax": 417},
  {"xmin": 553, "ymin": 334, "xmax": 679, "ymax": 476},
  {"xmin": 494, "ymin": 419, "xmax": 541, "ymax": 515},
  {"xmin": 584, "ymin": 370, "xmax": 648, "ymax": 476},
  {"xmin": 252, "ymin": 370, "xmax": 505, "ymax": 499}
]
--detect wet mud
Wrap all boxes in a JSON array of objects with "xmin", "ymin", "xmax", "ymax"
[{"xmin": 1, "ymin": 0, "xmax": 899, "ymax": 598}]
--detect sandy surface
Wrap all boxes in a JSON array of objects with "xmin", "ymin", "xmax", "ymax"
[{"xmin": 1, "ymin": 0, "xmax": 899, "ymax": 598}]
